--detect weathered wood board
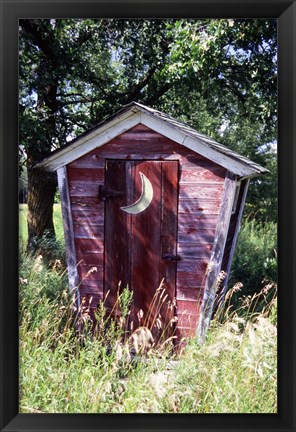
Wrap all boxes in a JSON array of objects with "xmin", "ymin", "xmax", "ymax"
[{"xmin": 66, "ymin": 124, "xmax": 227, "ymax": 341}]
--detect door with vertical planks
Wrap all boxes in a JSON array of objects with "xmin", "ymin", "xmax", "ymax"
[{"xmin": 104, "ymin": 160, "xmax": 179, "ymax": 341}]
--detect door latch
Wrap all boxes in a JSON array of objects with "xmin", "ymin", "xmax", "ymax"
[
  {"xmin": 162, "ymin": 254, "xmax": 181, "ymax": 262},
  {"xmin": 99, "ymin": 185, "xmax": 124, "ymax": 201}
]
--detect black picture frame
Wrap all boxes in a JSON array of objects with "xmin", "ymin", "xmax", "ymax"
[{"xmin": 1, "ymin": 1, "xmax": 295, "ymax": 431}]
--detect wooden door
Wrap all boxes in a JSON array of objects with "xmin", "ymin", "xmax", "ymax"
[{"xmin": 104, "ymin": 160, "xmax": 179, "ymax": 341}]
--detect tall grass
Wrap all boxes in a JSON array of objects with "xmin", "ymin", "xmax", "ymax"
[
  {"xmin": 229, "ymin": 218, "xmax": 277, "ymax": 297},
  {"xmin": 19, "ymin": 252, "xmax": 277, "ymax": 414}
]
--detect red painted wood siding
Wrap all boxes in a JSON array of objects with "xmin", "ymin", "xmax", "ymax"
[
  {"xmin": 103, "ymin": 160, "xmax": 178, "ymax": 341},
  {"xmin": 67, "ymin": 124, "xmax": 227, "ymax": 338}
]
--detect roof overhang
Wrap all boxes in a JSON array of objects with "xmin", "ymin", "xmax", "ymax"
[{"xmin": 35, "ymin": 102, "xmax": 269, "ymax": 178}]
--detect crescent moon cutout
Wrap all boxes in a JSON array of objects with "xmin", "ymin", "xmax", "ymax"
[{"xmin": 120, "ymin": 172, "xmax": 153, "ymax": 214}]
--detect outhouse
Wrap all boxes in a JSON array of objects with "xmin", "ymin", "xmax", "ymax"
[{"xmin": 37, "ymin": 102, "xmax": 268, "ymax": 343}]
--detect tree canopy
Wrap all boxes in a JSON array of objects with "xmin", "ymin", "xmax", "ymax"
[{"xmin": 19, "ymin": 18, "xmax": 277, "ymax": 245}]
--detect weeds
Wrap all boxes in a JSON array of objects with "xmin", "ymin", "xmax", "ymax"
[
  {"xmin": 164, "ymin": 285, "xmax": 277, "ymax": 413},
  {"xmin": 214, "ymin": 277, "xmax": 277, "ymax": 324},
  {"xmin": 19, "ymin": 252, "xmax": 277, "ymax": 414}
]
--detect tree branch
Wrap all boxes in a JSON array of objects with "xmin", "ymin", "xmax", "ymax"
[
  {"xmin": 56, "ymin": 92, "xmax": 88, "ymax": 98},
  {"xmin": 58, "ymin": 97, "xmax": 93, "ymax": 107},
  {"xmin": 221, "ymin": 79, "xmax": 246, "ymax": 103},
  {"xmin": 145, "ymin": 82, "xmax": 174, "ymax": 105},
  {"xmin": 123, "ymin": 66, "xmax": 157, "ymax": 103}
]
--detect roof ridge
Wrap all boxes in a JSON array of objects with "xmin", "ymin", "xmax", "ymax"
[{"xmin": 35, "ymin": 101, "xmax": 268, "ymax": 177}]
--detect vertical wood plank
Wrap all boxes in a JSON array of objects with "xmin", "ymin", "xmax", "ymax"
[
  {"xmin": 131, "ymin": 161, "xmax": 162, "ymax": 332},
  {"xmin": 104, "ymin": 159, "xmax": 131, "ymax": 312},
  {"xmin": 159, "ymin": 161, "xmax": 179, "ymax": 339},
  {"xmin": 57, "ymin": 167, "xmax": 80, "ymax": 306},
  {"xmin": 196, "ymin": 171, "xmax": 237, "ymax": 343}
]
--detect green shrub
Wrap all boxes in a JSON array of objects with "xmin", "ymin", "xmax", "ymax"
[
  {"xmin": 229, "ymin": 219, "xmax": 277, "ymax": 298},
  {"xmin": 19, "ymin": 203, "xmax": 64, "ymax": 246},
  {"xmin": 30, "ymin": 230, "xmax": 66, "ymax": 265}
]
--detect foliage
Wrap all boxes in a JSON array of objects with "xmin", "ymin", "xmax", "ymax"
[
  {"xmin": 19, "ymin": 251, "xmax": 277, "ymax": 414},
  {"xmin": 228, "ymin": 219, "xmax": 277, "ymax": 299},
  {"xmin": 19, "ymin": 18, "xmax": 277, "ymax": 241},
  {"xmin": 165, "ymin": 19, "xmax": 276, "ymax": 134},
  {"xmin": 19, "ymin": 19, "xmax": 173, "ymax": 156},
  {"xmin": 221, "ymin": 121, "xmax": 277, "ymax": 222},
  {"xmin": 157, "ymin": 19, "xmax": 277, "ymax": 223}
]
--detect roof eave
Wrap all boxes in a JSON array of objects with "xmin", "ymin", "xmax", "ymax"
[
  {"xmin": 34, "ymin": 105, "xmax": 141, "ymax": 171},
  {"xmin": 35, "ymin": 101, "xmax": 268, "ymax": 178}
]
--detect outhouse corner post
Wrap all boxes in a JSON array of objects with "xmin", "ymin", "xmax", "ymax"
[
  {"xmin": 57, "ymin": 166, "xmax": 80, "ymax": 308},
  {"xmin": 196, "ymin": 171, "xmax": 237, "ymax": 343},
  {"xmin": 221, "ymin": 178, "xmax": 250, "ymax": 299}
]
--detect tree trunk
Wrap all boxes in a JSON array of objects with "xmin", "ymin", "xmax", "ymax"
[{"xmin": 27, "ymin": 156, "xmax": 57, "ymax": 252}]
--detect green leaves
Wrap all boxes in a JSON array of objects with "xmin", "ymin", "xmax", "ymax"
[{"xmin": 20, "ymin": 18, "xmax": 277, "ymax": 223}]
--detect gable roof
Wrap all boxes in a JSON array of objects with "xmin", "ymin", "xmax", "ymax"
[{"xmin": 35, "ymin": 101, "xmax": 269, "ymax": 178}]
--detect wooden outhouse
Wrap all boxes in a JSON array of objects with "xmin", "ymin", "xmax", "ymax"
[{"xmin": 37, "ymin": 102, "xmax": 268, "ymax": 343}]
